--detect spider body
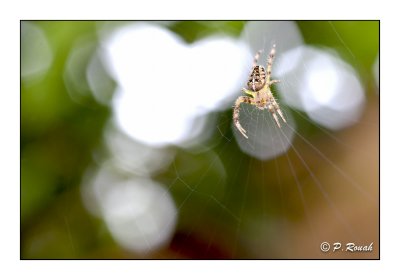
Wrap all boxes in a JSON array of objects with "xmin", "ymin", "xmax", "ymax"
[
  {"xmin": 233, "ymin": 44, "xmax": 286, "ymax": 139},
  {"xmin": 247, "ymin": 65, "xmax": 266, "ymax": 91}
]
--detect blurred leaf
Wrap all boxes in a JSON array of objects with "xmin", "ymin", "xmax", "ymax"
[{"xmin": 297, "ymin": 21, "xmax": 379, "ymax": 84}]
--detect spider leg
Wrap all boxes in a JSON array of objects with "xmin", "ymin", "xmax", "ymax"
[
  {"xmin": 266, "ymin": 44, "xmax": 276, "ymax": 84},
  {"xmin": 277, "ymin": 108, "xmax": 286, "ymax": 123},
  {"xmin": 267, "ymin": 97, "xmax": 287, "ymax": 128},
  {"xmin": 271, "ymin": 109, "xmax": 287, "ymax": 128},
  {"xmin": 253, "ymin": 50, "xmax": 263, "ymax": 67},
  {"xmin": 272, "ymin": 112, "xmax": 281, "ymax": 128},
  {"xmin": 268, "ymin": 79, "xmax": 280, "ymax": 86},
  {"xmin": 233, "ymin": 96, "xmax": 253, "ymax": 139},
  {"xmin": 242, "ymin": 88, "xmax": 256, "ymax": 98}
]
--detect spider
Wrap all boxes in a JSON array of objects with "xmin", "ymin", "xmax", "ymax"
[{"xmin": 233, "ymin": 44, "xmax": 286, "ymax": 139}]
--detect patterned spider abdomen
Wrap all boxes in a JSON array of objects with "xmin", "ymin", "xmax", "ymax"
[{"xmin": 247, "ymin": 65, "xmax": 266, "ymax": 91}]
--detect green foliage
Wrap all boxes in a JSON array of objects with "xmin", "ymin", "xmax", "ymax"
[{"xmin": 297, "ymin": 21, "xmax": 379, "ymax": 85}]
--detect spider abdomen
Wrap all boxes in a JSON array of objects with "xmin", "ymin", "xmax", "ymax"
[{"xmin": 247, "ymin": 65, "xmax": 266, "ymax": 91}]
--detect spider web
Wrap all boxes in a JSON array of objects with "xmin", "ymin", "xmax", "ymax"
[
  {"xmin": 153, "ymin": 22, "xmax": 379, "ymax": 259},
  {"xmin": 162, "ymin": 95, "xmax": 378, "ymax": 259}
]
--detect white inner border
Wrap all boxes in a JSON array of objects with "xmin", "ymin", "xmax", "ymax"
[{"xmin": 4, "ymin": 1, "xmax": 397, "ymax": 279}]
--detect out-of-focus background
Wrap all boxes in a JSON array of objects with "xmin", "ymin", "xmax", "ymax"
[{"xmin": 21, "ymin": 21, "xmax": 379, "ymax": 259}]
